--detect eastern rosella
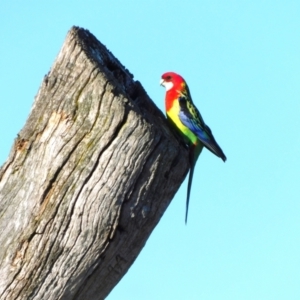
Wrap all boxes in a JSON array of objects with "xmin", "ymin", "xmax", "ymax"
[{"xmin": 160, "ymin": 72, "xmax": 226, "ymax": 223}]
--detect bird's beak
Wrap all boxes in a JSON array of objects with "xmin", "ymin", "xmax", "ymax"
[{"xmin": 160, "ymin": 79, "xmax": 165, "ymax": 86}]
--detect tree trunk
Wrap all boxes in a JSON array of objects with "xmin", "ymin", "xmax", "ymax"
[{"xmin": 0, "ymin": 26, "xmax": 188, "ymax": 300}]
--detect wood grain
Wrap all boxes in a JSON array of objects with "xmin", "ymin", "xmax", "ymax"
[{"xmin": 0, "ymin": 27, "xmax": 189, "ymax": 300}]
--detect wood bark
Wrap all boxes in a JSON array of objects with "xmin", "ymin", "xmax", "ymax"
[{"xmin": 0, "ymin": 26, "xmax": 189, "ymax": 300}]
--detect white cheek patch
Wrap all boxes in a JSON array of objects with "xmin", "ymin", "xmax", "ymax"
[{"xmin": 163, "ymin": 81, "xmax": 174, "ymax": 91}]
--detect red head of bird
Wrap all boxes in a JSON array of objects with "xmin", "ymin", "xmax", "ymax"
[{"xmin": 160, "ymin": 72, "xmax": 187, "ymax": 111}]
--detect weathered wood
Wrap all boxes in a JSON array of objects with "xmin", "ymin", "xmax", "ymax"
[{"xmin": 0, "ymin": 27, "xmax": 189, "ymax": 300}]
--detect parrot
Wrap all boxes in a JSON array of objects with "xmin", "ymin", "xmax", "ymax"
[{"xmin": 160, "ymin": 72, "xmax": 226, "ymax": 223}]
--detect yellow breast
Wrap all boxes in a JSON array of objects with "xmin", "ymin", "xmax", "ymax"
[{"xmin": 167, "ymin": 99, "xmax": 198, "ymax": 145}]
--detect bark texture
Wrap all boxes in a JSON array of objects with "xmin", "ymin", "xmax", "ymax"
[{"xmin": 0, "ymin": 27, "xmax": 189, "ymax": 300}]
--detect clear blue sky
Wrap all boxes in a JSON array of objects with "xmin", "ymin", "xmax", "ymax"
[{"xmin": 1, "ymin": 1, "xmax": 300, "ymax": 299}]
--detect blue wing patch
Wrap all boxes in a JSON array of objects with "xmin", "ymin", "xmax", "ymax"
[{"xmin": 178, "ymin": 92, "xmax": 226, "ymax": 162}]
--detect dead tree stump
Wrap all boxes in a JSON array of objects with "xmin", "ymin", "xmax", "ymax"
[{"xmin": 0, "ymin": 26, "xmax": 189, "ymax": 300}]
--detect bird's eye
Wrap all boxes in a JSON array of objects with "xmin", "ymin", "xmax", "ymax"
[{"xmin": 165, "ymin": 75, "xmax": 171, "ymax": 81}]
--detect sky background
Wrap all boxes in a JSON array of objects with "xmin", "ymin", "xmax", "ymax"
[{"xmin": 1, "ymin": 1, "xmax": 300, "ymax": 299}]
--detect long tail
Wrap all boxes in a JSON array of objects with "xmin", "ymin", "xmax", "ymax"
[
  {"xmin": 185, "ymin": 163, "xmax": 195, "ymax": 224},
  {"xmin": 185, "ymin": 143, "xmax": 203, "ymax": 224}
]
